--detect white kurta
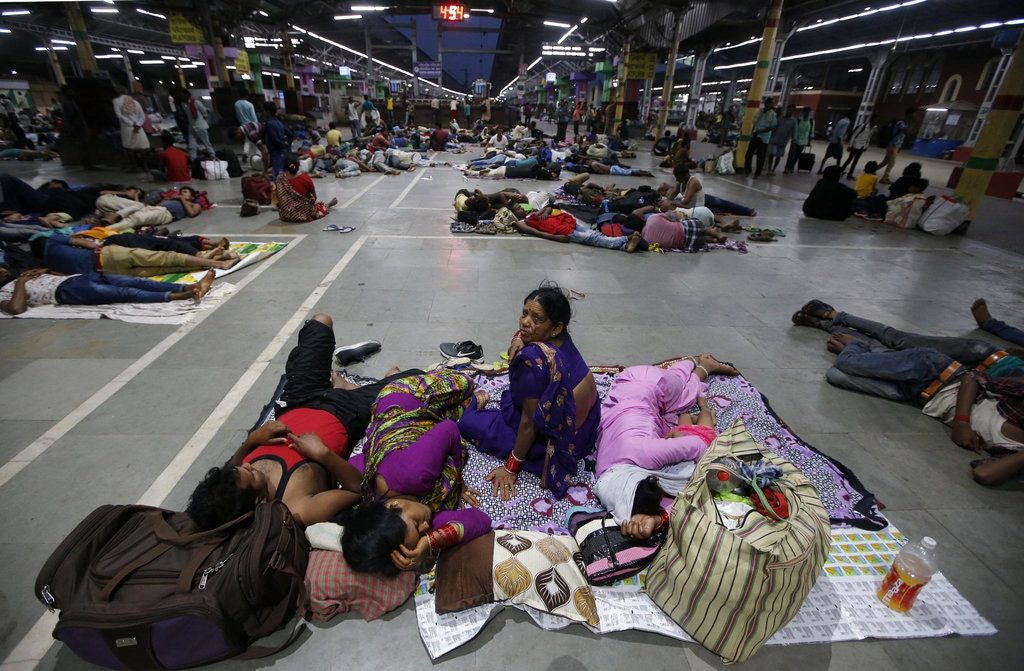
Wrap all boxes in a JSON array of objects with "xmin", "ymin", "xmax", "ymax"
[{"xmin": 113, "ymin": 95, "xmax": 149, "ymax": 150}]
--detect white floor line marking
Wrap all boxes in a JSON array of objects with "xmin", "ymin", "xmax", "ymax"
[
  {"xmin": 136, "ymin": 235, "xmax": 367, "ymax": 507},
  {"xmin": 339, "ymin": 174, "xmax": 387, "ymax": 209},
  {"xmin": 704, "ymin": 175, "xmax": 804, "ymax": 200},
  {"xmin": 388, "ymin": 152, "xmax": 438, "ymax": 209},
  {"xmin": 2, "ymin": 235, "xmax": 367, "ymax": 671},
  {"xmin": 0, "ymin": 235, "xmax": 306, "ymax": 492},
  {"xmin": 392, "ymin": 206, "xmax": 453, "ymax": 211}
]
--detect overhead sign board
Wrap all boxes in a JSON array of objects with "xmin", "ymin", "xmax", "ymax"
[
  {"xmin": 414, "ymin": 61, "xmax": 442, "ymax": 78},
  {"xmin": 168, "ymin": 14, "xmax": 204, "ymax": 44},
  {"xmin": 622, "ymin": 51, "xmax": 658, "ymax": 80},
  {"xmin": 234, "ymin": 50, "xmax": 250, "ymax": 75}
]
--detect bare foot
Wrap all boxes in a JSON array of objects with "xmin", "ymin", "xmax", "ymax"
[
  {"xmin": 331, "ymin": 370, "xmax": 359, "ymax": 390},
  {"xmin": 971, "ymin": 299, "xmax": 992, "ymax": 327},
  {"xmin": 326, "ymin": 197, "xmax": 339, "ymax": 209},
  {"xmin": 626, "ymin": 231, "xmax": 642, "ymax": 253},
  {"xmin": 192, "ymin": 269, "xmax": 215, "ymax": 301},
  {"xmin": 827, "ymin": 333, "xmax": 858, "ymax": 354},
  {"xmin": 474, "ymin": 389, "xmax": 489, "ymax": 410},
  {"xmin": 215, "ymin": 252, "xmax": 241, "ymax": 270},
  {"xmin": 384, "ymin": 365, "xmax": 401, "ymax": 377}
]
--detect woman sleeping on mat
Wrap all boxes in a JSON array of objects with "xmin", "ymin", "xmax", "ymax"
[
  {"xmin": 341, "ymin": 369, "xmax": 491, "ymax": 575},
  {"xmin": 639, "ymin": 208, "xmax": 730, "ymax": 251},
  {"xmin": 459, "ymin": 284, "xmax": 602, "ymax": 501},
  {"xmin": 186, "ymin": 314, "xmax": 421, "ymax": 530},
  {"xmin": 594, "ymin": 355, "xmax": 739, "ymax": 539},
  {"xmin": 276, "ymin": 153, "xmax": 339, "ymax": 223}
]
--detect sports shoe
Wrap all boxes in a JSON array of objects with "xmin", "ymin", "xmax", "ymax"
[
  {"xmin": 333, "ymin": 341, "xmax": 382, "ymax": 366},
  {"xmin": 439, "ymin": 340, "xmax": 483, "ymax": 360}
]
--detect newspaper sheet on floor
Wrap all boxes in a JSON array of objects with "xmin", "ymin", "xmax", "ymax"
[{"xmin": 414, "ymin": 525, "xmax": 996, "ymax": 659}]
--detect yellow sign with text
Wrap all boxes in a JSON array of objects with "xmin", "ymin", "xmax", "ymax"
[
  {"xmin": 168, "ymin": 15, "xmax": 204, "ymax": 44},
  {"xmin": 234, "ymin": 51, "xmax": 250, "ymax": 75},
  {"xmin": 623, "ymin": 52, "xmax": 658, "ymax": 80}
]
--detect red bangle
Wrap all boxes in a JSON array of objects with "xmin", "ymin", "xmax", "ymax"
[
  {"xmin": 658, "ymin": 509, "xmax": 670, "ymax": 528},
  {"xmin": 512, "ymin": 330, "xmax": 522, "ymax": 341},
  {"xmin": 504, "ymin": 453, "xmax": 523, "ymax": 474},
  {"xmin": 953, "ymin": 414, "xmax": 971, "ymax": 424}
]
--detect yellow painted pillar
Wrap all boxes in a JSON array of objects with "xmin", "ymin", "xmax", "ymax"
[
  {"xmin": 734, "ymin": 0, "xmax": 783, "ymax": 170},
  {"xmin": 47, "ymin": 47, "xmax": 67, "ymax": 87},
  {"xmin": 282, "ymin": 30, "xmax": 295, "ymax": 91},
  {"xmin": 64, "ymin": 2, "xmax": 97, "ymax": 75},
  {"xmin": 656, "ymin": 17, "xmax": 683, "ymax": 137},
  {"xmin": 612, "ymin": 38, "xmax": 631, "ymax": 134},
  {"xmin": 954, "ymin": 31, "xmax": 1024, "ymax": 224}
]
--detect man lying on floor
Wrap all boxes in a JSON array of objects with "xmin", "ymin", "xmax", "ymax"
[
  {"xmin": 31, "ymin": 233, "xmax": 239, "ymax": 278},
  {"xmin": 0, "ymin": 266, "xmax": 215, "ymax": 314},
  {"xmin": 514, "ymin": 206, "xmax": 646, "ymax": 252},
  {"xmin": 188, "ymin": 313, "xmax": 419, "ymax": 530},
  {"xmin": 595, "ymin": 355, "xmax": 739, "ymax": 539},
  {"xmin": 793, "ymin": 299, "xmax": 1024, "ymax": 485}
]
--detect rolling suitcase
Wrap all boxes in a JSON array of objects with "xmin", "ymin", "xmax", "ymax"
[{"xmin": 797, "ymin": 150, "xmax": 816, "ymax": 172}]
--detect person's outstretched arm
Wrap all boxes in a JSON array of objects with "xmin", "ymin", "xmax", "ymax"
[
  {"xmin": 228, "ymin": 421, "xmax": 289, "ymax": 466},
  {"xmin": 951, "ymin": 376, "xmax": 983, "ymax": 452}
]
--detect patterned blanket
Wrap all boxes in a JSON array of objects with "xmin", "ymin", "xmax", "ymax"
[{"xmin": 252, "ymin": 362, "xmax": 886, "ymax": 532}]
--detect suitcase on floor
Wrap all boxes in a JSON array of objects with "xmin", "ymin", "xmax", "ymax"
[{"xmin": 797, "ymin": 151, "xmax": 816, "ymax": 172}]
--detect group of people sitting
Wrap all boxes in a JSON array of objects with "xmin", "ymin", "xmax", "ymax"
[
  {"xmin": 803, "ymin": 161, "xmax": 931, "ymax": 223},
  {"xmin": 0, "ymin": 173, "xmax": 238, "ymax": 313},
  {"xmin": 184, "ymin": 284, "xmax": 744, "ymax": 581}
]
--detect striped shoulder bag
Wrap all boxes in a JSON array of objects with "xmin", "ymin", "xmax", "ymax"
[{"xmin": 645, "ymin": 419, "xmax": 831, "ymax": 663}]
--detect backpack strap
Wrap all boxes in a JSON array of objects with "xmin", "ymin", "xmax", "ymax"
[
  {"xmin": 98, "ymin": 542, "xmax": 174, "ymax": 601},
  {"xmin": 151, "ymin": 510, "xmax": 254, "ymax": 545}
]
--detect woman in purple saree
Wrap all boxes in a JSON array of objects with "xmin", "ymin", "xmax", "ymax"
[{"xmin": 459, "ymin": 284, "xmax": 601, "ymax": 501}]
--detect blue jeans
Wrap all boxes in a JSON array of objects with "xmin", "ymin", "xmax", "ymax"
[
  {"xmin": 981, "ymin": 318, "xmax": 1024, "ymax": 347},
  {"xmin": 469, "ymin": 155, "xmax": 506, "ymax": 169},
  {"xmin": 568, "ymin": 223, "xmax": 628, "ymax": 250},
  {"xmin": 270, "ymin": 151, "xmax": 286, "ymax": 179},
  {"xmin": 826, "ymin": 340, "xmax": 954, "ymax": 402},
  {"xmin": 55, "ymin": 273, "xmax": 186, "ymax": 305},
  {"xmin": 825, "ymin": 312, "xmax": 996, "ymax": 366},
  {"xmin": 704, "ymin": 193, "xmax": 755, "ymax": 216}
]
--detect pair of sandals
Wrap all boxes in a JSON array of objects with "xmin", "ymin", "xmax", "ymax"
[
  {"xmin": 791, "ymin": 299, "xmax": 835, "ymax": 328},
  {"xmin": 322, "ymin": 223, "xmax": 356, "ymax": 234}
]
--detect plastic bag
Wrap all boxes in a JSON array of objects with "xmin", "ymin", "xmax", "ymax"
[
  {"xmin": 715, "ymin": 151, "xmax": 735, "ymax": 175},
  {"xmin": 200, "ymin": 160, "xmax": 229, "ymax": 180},
  {"xmin": 917, "ymin": 195, "xmax": 967, "ymax": 236}
]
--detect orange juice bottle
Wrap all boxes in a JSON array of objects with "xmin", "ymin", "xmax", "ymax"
[{"xmin": 877, "ymin": 536, "xmax": 938, "ymax": 613}]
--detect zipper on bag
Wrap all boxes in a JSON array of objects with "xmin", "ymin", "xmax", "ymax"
[{"xmin": 198, "ymin": 553, "xmax": 235, "ymax": 590}]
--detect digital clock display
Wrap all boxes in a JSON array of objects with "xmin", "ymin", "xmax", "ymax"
[{"xmin": 438, "ymin": 4, "xmax": 466, "ymax": 21}]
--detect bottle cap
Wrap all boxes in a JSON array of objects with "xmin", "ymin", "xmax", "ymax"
[{"xmin": 921, "ymin": 536, "xmax": 937, "ymax": 549}]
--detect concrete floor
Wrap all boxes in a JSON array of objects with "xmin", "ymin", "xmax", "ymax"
[{"xmin": 0, "ymin": 126, "xmax": 1022, "ymax": 671}]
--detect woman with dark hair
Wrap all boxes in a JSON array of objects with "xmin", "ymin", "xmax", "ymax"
[
  {"xmin": 276, "ymin": 153, "xmax": 339, "ymax": 223},
  {"xmin": 593, "ymin": 355, "xmax": 738, "ymax": 539},
  {"xmin": 341, "ymin": 369, "xmax": 490, "ymax": 575},
  {"xmin": 459, "ymin": 284, "xmax": 601, "ymax": 501}
]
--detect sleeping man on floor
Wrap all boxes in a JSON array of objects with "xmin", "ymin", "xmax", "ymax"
[{"xmin": 595, "ymin": 354, "xmax": 739, "ymax": 539}]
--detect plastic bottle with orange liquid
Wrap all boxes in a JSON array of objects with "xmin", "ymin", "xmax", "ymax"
[{"xmin": 877, "ymin": 536, "xmax": 938, "ymax": 613}]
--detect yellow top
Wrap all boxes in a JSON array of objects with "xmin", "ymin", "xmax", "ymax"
[
  {"xmin": 855, "ymin": 173, "xmax": 878, "ymax": 199},
  {"xmin": 325, "ymin": 129, "xmax": 342, "ymax": 147}
]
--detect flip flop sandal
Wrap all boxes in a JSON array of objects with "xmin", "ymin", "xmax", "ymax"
[
  {"xmin": 336, "ymin": 226, "xmax": 355, "ymax": 234},
  {"xmin": 747, "ymin": 231, "xmax": 776, "ymax": 242},
  {"xmin": 322, "ymin": 223, "xmax": 342, "ymax": 232},
  {"xmin": 568, "ymin": 289, "xmax": 587, "ymax": 300},
  {"xmin": 800, "ymin": 299, "xmax": 835, "ymax": 320},
  {"xmin": 791, "ymin": 311, "xmax": 825, "ymax": 328}
]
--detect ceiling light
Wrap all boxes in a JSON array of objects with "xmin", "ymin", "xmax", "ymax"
[
  {"xmin": 178, "ymin": 57, "xmax": 189, "ymax": 61},
  {"xmin": 557, "ymin": 25, "xmax": 579, "ymax": 44},
  {"xmin": 226, "ymin": 65, "xmax": 236, "ymax": 69},
  {"xmin": 351, "ymin": 5, "xmax": 388, "ymax": 10},
  {"xmin": 258, "ymin": 10, "xmax": 269, "ymax": 17},
  {"xmin": 161, "ymin": 55, "xmax": 176, "ymax": 60},
  {"xmin": 580, "ymin": 17, "xmax": 588, "ymax": 24},
  {"xmin": 36, "ymin": 46, "xmax": 67, "ymax": 51},
  {"xmin": 527, "ymin": 56, "xmax": 542, "ymax": 69},
  {"xmin": 139, "ymin": 60, "xmax": 165, "ymax": 65},
  {"xmin": 544, "ymin": 21, "xmax": 572, "ymax": 28},
  {"xmin": 848, "ymin": 67, "xmax": 863, "ymax": 72},
  {"xmin": 127, "ymin": 49, "xmax": 144, "ymax": 54},
  {"xmin": 136, "ymin": 9, "xmax": 166, "ymax": 20},
  {"xmin": 95, "ymin": 54, "xmax": 122, "ymax": 59},
  {"xmin": 90, "ymin": 8, "xmax": 119, "ymax": 14},
  {"xmin": 470, "ymin": 8, "xmax": 494, "ymax": 13},
  {"xmin": 1, "ymin": 10, "xmax": 30, "ymax": 16},
  {"xmin": 51, "ymin": 39, "xmax": 76, "ymax": 45},
  {"xmin": 926, "ymin": 107, "xmax": 947, "ymax": 111},
  {"xmin": 335, "ymin": 14, "xmax": 362, "ymax": 20},
  {"xmin": 797, "ymin": 1, "xmax": 927, "ymax": 33},
  {"xmin": 0, "ymin": 28, "xmax": 9, "ymax": 33}
]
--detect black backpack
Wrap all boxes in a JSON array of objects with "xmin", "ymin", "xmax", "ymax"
[
  {"xmin": 35, "ymin": 501, "xmax": 308, "ymax": 670},
  {"xmin": 216, "ymin": 149, "xmax": 243, "ymax": 178}
]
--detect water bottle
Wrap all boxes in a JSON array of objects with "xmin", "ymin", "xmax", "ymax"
[
  {"xmin": 877, "ymin": 536, "xmax": 938, "ymax": 613},
  {"xmin": 706, "ymin": 459, "xmax": 748, "ymax": 496}
]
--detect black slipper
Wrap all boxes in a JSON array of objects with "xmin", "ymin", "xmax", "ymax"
[{"xmin": 800, "ymin": 299, "xmax": 835, "ymax": 320}]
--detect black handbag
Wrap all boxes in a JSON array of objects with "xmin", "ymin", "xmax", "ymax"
[{"xmin": 568, "ymin": 510, "xmax": 665, "ymax": 586}]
